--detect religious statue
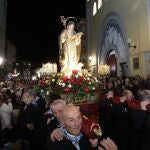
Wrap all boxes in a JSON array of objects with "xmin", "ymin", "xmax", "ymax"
[{"xmin": 59, "ymin": 16, "xmax": 83, "ymax": 75}]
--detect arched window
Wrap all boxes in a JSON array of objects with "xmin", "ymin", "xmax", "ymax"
[{"xmin": 93, "ymin": 2, "xmax": 97, "ymax": 16}]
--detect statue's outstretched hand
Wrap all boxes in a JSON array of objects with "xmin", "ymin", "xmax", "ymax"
[
  {"xmin": 71, "ymin": 32, "xmax": 84, "ymax": 40},
  {"xmin": 77, "ymin": 32, "xmax": 84, "ymax": 37}
]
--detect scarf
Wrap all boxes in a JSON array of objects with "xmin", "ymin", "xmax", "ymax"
[{"xmin": 60, "ymin": 127, "xmax": 83, "ymax": 150}]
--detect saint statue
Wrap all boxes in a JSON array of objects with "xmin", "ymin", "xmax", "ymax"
[{"xmin": 59, "ymin": 16, "xmax": 83, "ymax": 75}]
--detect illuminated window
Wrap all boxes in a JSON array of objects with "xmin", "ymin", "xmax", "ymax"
[
  {"xmin": 0, "ymin": 57, "xmax": 3, "ymax": 65},
  {"xmin": 98, "ymin": 0, "xmax": 103, "ymax": 9},
  {"xmin": 93, "ymin": 2, "xmax": 97, "ymax": 16}
]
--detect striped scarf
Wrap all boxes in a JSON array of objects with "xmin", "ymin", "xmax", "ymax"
[{"xmin": 60, "ymin": 127, "xmax": 83, "ymax": 150}]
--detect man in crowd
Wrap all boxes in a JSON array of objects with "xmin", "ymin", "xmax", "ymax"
[
  {"xmin": 47, "ymin": 99, "xmax": 66, "ymax": 139},
  {"xmin": 47, "ymin": 103, "xmax": 97, "ymax": 149},
  {"xmin": 131, "ymin": 89, "xmax": 150, "ymax": 150},
  {"xmin": 17, "ymin": 88, "xmax": 47, "ymax": 150},
  {"xmin": 47, "ymin": 102, "xmax": 118, "ymax": 150},
  {"xmin": 28, "ymin": 89, "xmax": 46, "ymax": 116},
  {"xmin": 44, "ymin": 92, "xmax": 62, "ymax": 124}
]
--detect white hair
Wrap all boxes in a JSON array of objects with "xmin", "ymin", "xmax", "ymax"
[{"xmin": 51, "ymin": 99, "xmax": 66, "ymax": 107}]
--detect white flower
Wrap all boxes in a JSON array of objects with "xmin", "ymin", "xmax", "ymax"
[
  {"xmin": 68, "ymin": 84, "xmax": 72, "ymax": 88},
  {"xmin": 75, "ymin": 75, "xmax": 78, "ymax": 78},
  {"xmin": 92, "ymin": 87, "xmax": 95, "ymax": 90},
  {"xmin": 62, "ymin": 83, "xmax": 65, "ymax": 87},
  {"xmin": 52, "ymin": 79, "xmax": 55, "ymax": 82},
  {"xmin": 41, "ymin": 89, "xmax": 44, "ymax": 93},
  {"xmin": 95, "ymin": 79, "xmax": 98, "ymax": 82}
]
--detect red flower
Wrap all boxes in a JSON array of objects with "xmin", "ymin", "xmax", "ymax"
[
  {"xmin": 54, "ymin": 69, "xmax": 101, "ymax": 101},
  {"xmin": 64, "ymin": 87, "xmax": 71, "ymax": 93},
  {"xmin": 76, "ymin": 80, "xmax": 82, "ymax": 86},
  {"xmin": 70, "ymin": 78, "xmax": 75, "ymax": 84},
  {"xmin": 62, "ymin": 76, "xmax": 68, "ymax": 83},
  {"xmin": 83, "ymin": 87, "xmax": 90, "ymax": 93},
  {"xmin": 38, "ymin": 80, "xmax": 47, "ymax": 87},
  {"xmin": 72, "ymin": 70, "xmax": 78, "ymax": 75},
  {"xmin": 78, "ymin": 76, "xmax": 83, "ymax": 81}
]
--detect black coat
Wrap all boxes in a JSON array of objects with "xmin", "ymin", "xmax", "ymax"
[
  {"xmin": 46, "ymin": 135, "xmax": 95, "ymax": 150},
  {"xmin": 112, "ymin": 102, "xmax": 133, "ymax": 150},
  {"xmin": 34, "ymin": 96, "xmax": 46, "ymax": 116},
  {"xmin": 47, "ymin": 117, "xmax": 61, "ymax": 135},
  {"xmin": 99, "ymin": 97, "xmax": 114, "ymax": 138},
  {"xmin": 18, "ymin": 103, "xmax": 47, "ymax": 150},
  {"xmin": 131, "ymin": 110, "xmax": 150, "ymax": 150},
  {"xmin": 133, "ymin": 110, "xmax": 150, "ymax": 150},
  {"xmin": 18, "ymin": 103, "xmax": 40, "ymax": 131}
]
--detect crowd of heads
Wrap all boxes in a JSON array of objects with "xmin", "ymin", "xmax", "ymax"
[{"xmin": 0, "ymin": 74, "xmax": 150, "ymax": 149}]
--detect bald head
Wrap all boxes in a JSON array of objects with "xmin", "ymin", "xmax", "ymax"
[{"xmin": 62, "ymin": 104, "xmax": 79, "ymax": 117}]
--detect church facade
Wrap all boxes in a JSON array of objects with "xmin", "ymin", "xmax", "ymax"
[{"xmin": 86, "ymin": 0, "xmax": 150, "ymax": 78}]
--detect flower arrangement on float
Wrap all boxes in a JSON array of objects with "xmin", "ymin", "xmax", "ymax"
[
  {"xmin": 33, "ymin": 70, "xmax": 101, "ymax": 103},
  {"xmin": 33, "ymin": 76, "xmax": 50, "ymax": 94},
  {"xmin": 52, "ymin": 70, "xmax": 101, "ymax": 103}
]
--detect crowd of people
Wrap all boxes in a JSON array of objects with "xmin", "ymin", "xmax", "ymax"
[{"xmin": 0, "ymin": 74, "xmax": 150, "ymax": 150}]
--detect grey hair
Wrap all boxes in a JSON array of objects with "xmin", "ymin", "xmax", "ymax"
[
  {"xmin": 121, "ymin": 90, "xmax": 131, "ymax": 97},
  {"xmin": 51, "ymin": 99, "xmax": 66, "ymax": 107},
  {"xmin": 138, "ymin": 89, "xmax": 150, "ymax": 101}
]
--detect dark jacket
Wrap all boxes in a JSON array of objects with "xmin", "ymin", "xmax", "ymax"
[
  {"xmin": 33, "ymin": 96, "xmax": 46, "ymax": 116},
  {"xmin": 99, "ymin": 97, "xmax": 114, "ymax": 138},
  {"xmin": 47, "ymin": 116, "xmax": 61, "ymax": 135},
  {"xmin": 46, "ymin": 134, "xmax": 95, "ymax": 150},
  {"xmin": 18, "ymin": 103, "xmax": 47, "ymax": 150},
  {"xmin": 112, "ymin": 102, "xmax": 133, "ymax": 150},
  {"xmin": 131, "ymin": 110, "xmax": 150, "ymax": 150}
]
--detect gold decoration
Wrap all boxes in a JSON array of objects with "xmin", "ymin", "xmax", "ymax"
[{"xmin": 98, "ymin": 64, "xmax": 110, "ymax": 75}]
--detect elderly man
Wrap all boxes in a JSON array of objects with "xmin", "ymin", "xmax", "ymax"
[
  {"xmin": 47, "ymin": 102, "xmax": 118, "ymax": 150},
  {"xmin": 47, "ymin": 99, "xmax": 66, "ymax": 140},
  {"xmin": 47, "ymin": 104, "xmax": 96, "ymax": 150},
  {"xmin": 17, "ymin": 89, "xmax": 47, "ymax": 150}
]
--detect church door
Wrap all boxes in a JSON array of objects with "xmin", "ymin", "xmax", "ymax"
[{"xmin": 107, "ymin": 54, "xmax": 117, "ymax": 76}]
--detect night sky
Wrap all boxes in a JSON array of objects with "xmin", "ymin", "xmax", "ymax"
[{"xmin": 6, "ymin": 0, "xmax": 86, "ymax": 68}]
